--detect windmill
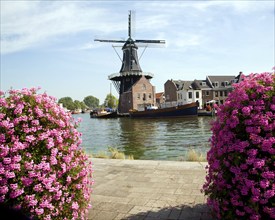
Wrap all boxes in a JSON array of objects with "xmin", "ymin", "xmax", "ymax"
[{"xmin": 95, "ymin": 10, "xmax": 165, "ymax": 113}]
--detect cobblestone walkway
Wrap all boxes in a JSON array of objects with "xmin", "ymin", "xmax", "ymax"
[{"xmin": 88, "ymin": 158, "xmax": 213, "ymax": 220}]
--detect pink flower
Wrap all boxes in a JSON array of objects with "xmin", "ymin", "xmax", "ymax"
[
  {"xmin": 26, "ymin": 135, "xmax": 36, "ymax": 143},
  {"xmin": 3, "ymin": 157, "xmax": 11, "ymax": 164},
  {"xmin": 262, "ymin": 171, "xmax": 275, "ymax": 179},
  {"xmin": 10, "ymin": 183, "xmax": 18, "ymax": 190},
  {"xmin": 35, "ymin": 208, "xmax": 44, "ymax": 215},
  {"xmin": 242, "ymin": 106, "xmax": 251, "ymax": 116},
  {"xmin": 10, "ymin": 188, "xmax": 24, "ymax": 198},
  {"xmin": 29, "ymin": 198, "xmax": 38, "ymax": 206},
  {"xmin": 5, "ymin": 171, "xmax": 15, "ymax": 179},
  {"xmin": 203, "ymin": 72, "xmax": 275, "ymax": 219},
  {"xmin": 0, "ymin": 186, "xmax": 8, "ymax": 194},
  {"xmin": 66, "ymin": 176, "xmax": 71, "ymax": 183},
  {"xmin": 264, "ymin": 189, "xmax": 274, "ymax": 199},
  {"xmin": 0, "ymin": 87, "xmax": 93, "ymax": 220},
  {"xmin": 260, "ymin": 180, "xmax": 270, "ymax": 189},
  {"xmin": 10, "ymin": 163, "xmax": 21, "ymax": 171},
  {"xmin": 72, "ymin": 201, "xmax": 79, "ymax": 210},
  {"xmin": 22, "ymin": 177, "xmax": 33, "ymax": 186},
  {"xmin": 34, "ymin": 183, "xmax": 43, "ymax": 192}
]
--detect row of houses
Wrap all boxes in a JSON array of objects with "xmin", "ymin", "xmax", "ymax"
[{"xmin": 155, "ymin": 72, "xmax": 243, "ymax": 109}]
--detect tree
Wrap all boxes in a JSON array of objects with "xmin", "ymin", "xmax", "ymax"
[
  {"xmin": 104, "ymin": 94, "xmax": 118, "ymax": 109},
  {"xmin": 74, "ymin": 100, "xmax": 82, "ymax": 110},
  {"xmin": 80, "ymin": 101, "xmax": 87, "ymax": 111},
  {"xmin": 83, "ymin": 95, "xmax": 99, "ymax": 109},
  {"xmin": 58, "ymin": 97, "xmax": 76, "ymax": 111}
]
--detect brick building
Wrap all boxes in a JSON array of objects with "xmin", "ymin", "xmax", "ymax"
[
  {"xmin": 163, "ymin": 72, "xmax": 244, "ymax": 108},
  {"xmin": 118, "ymin": 75, "xmax": 156, "ymax": 112},
  {"xmin": 164, "ymin": 80, "xmax": 202, "ymax": 108}
]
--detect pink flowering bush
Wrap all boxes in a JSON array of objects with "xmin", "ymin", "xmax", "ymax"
[
  {"xmin": 203, "ymin": 72, "xmax": 275, "ymax": 220},
  {"xmin": 0, "ymin": 88, "xmax": 93, "ymax": 219}
]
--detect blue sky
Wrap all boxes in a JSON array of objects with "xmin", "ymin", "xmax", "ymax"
[{"xmin": 1, "ymin": 1, "xmax": 274, "ymax": 104}]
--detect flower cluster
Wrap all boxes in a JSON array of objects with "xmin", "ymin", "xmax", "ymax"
[
  {"xmin": 0, "ymin": 88, "xmax": 93, "ymax": 219},
  {"xmin": 203, "ymin": 72, "xmax": 275, "ymax": 219}
]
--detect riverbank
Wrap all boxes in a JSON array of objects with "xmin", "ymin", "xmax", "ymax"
[
  {"xmin": 87, "ymin": 148, "xmax": 207, "ymax": 162},
  {"xmin": 88, "ymin": 158, "xmax": 212, "ymax": 220}
]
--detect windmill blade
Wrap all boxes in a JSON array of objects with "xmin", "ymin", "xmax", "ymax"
[
  {"xmin": 128, "ymin": 10, "xmax": 132, "ymax": 38},
  {"xmin": 135, "ymin": 39, "xmax": 165, "ymax": 44},
  {"xmin": 94, "ymin": 39, "xmax": 126, "ymax": 43}
]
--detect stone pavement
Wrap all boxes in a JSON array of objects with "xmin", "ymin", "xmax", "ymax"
[{"xmin": 88, "ymin": 158, "xmax": 213, "ymax": 220}]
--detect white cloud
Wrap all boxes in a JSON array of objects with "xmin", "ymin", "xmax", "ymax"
[
  {"xmin": 167, "ymin": 33, "xmax": 201, "ymax": 48},
  {"xmin": 135, "ymin": 1, "xmax": 272, "ymax": 13},
  {"xmin": 0, "ymin": 1, "xmax": 125, "ymax": 54},
  {"xmin": 1, "ymin": 0, "xmax": 273, "ymax": 54}
]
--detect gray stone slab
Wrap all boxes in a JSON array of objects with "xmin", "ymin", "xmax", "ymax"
[{"xmin": 88, "ymin": 158, "xmax": 210, "ymax": 220}]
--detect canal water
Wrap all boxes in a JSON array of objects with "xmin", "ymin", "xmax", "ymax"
[{"xmin": 74, "ymin": 113, "xmax": 214, "ymax": 161}]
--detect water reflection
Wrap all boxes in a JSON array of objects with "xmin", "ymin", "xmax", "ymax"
[
  {"xmin": 118, "ymin": 118, "xmax": 158, "ymax": 159},
  {"xmin": 75, "ymin": 114, "xmax": 213, "ymax": 160}
]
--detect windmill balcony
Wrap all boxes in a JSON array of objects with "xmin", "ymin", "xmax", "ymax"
[{"xmin": 108, "ymin": 72, "xmax": 154, "ymax": 80}]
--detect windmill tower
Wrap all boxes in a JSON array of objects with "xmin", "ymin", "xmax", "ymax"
[{"xmin": 95, "ymin": 11, "xmax": 165, "ymax": 113}]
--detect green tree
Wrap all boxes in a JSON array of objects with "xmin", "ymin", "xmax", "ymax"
[
  {"xmin": 74, "ymin": 100, "xmax": 82, "ymax": 110},
  {"xmin": 80, "ymin": 101, "xmax": 87, "ymax": 111},
  {"xmin": 83, "ymin": 95, "xmax": 99, "ymax": 109},
  {"xmin": 104, "ymin": 94, "xmax": 118, "ymax": 109},
  {"xmin": 58, "ymin": 97, "xmax": 76, "ymax": 111}
]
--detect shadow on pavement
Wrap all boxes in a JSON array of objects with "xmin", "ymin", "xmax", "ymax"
[{"xmin": 122, "ymin": 203, "xmax": 214, "ymax": 220}]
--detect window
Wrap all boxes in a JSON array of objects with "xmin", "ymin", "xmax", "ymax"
[
  {"xmin": 206, "ymin": 91, "xmax": 209, "ymax": 96},
  {"xmin": 224, "ymin": 91, "xmax": 228, "ymax": 96},
  {"xmin": 143, "ymin": 94, "xmax": 146, "ymax": 101},
  {"xmin": 137, "ymin": 93, "xmax": 140, "ymax": 99},
  {"xmin": 212, "ymin": 81, "xmax": 219, "ymax": 87},
  {"xmin": 215, "ymin": 91, "xmax": 218, "ymax": 97},
  {"xmin": 166, "ymin": 94, "xmax": 170, "ymax": 100},
  {"xmin": 201, "ymin": 82, "xmax": 206, "ymax": 86},
  {"xmin": 142, "ymin": 84, "xmax": 146, "ymax": 90},
  {"xmin": 223, "ymin": 81, "xmax": 229, "ymax": 86},
  {"xmin": 220, "ymin": 91, "xmax": 223, "ymax": 96},
  {"xmin": 196, "ymin": 91, "xmax": 199, "ymax": 98},
  {"xmin": 178, "ymin": 93, "xmax": 180, "ymax": 100},
  {"xmin": 188, "ymin": 92, "xmax": 192, "ymax": 99},
  {"xmin": 149, "ymin": 93, "xmax": 152, "ymax": 99}
]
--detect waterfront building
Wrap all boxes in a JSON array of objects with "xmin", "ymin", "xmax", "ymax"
[
  {"xmin": 155, "ymin": 92, "xmax": 165, "ymax": 108},
  {"xmin": 205, "ymin": 75, "xmax": 235, "ymax": 105},
  {"xmin": 163, "ymin": 72, "xmax": 244, "ymax": 108},
  {"xmin": 205, "ymin": 72, "xmax": 243, "ymax": 105},
  {"xmin": 192, "ymin": 79, "xmax": 212, "ymax": 108},
  {"xmin": 164, "ymin": 80, "xmax": 202, "ymax": 108}
]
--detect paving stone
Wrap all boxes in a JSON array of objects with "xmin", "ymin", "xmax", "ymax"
[
  {"xmin": 128, "ymin": 198, "xmax": 150, "ymax": 206},
  {"xmin": 128, "ymin": 205, "xmax": 152, "ymax": 215},
  {"xmin": 88, "ymin": 158, "xmax": 211, "ymax": 220},
  {"xmin": 168, "ymin": 208, "xmax": 182, "ymax": 219},
  {"xmin": 92, "ymin": 211, "xmax": 119, "ymax": 220}
]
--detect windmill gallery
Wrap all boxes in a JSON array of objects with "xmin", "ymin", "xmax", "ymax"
[{"xmin": 94, "ymin": 11, "xmax": 198, "ymax": 118}]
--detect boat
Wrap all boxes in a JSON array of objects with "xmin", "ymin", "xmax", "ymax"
[
  {"xmin": 198, "ymin": 109, "xmax": 215, "ymax": 116},
  {"xmin": 90, "ymin": 109, "xmax": 118, "ymax": 119},
  {"xmin": 129, "ymin": 102, "xmax": 198, "ymax": 118}
]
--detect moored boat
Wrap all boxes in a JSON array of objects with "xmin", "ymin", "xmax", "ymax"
[
  {"xmin": 198, "ymin": 109, "xmax": 215, "ymax": 116},
  {"xmin": 129, "ymin": 102, "xmax": 198, "ymax": 118},
  {"xmin": 90, "ymin": 109, "xmax": 118, "ymax": 118}
]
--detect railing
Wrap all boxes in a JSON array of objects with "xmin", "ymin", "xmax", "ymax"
[{"xmin": 108, "ymin": 72, "xmax": 154, "ymax": 79}]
